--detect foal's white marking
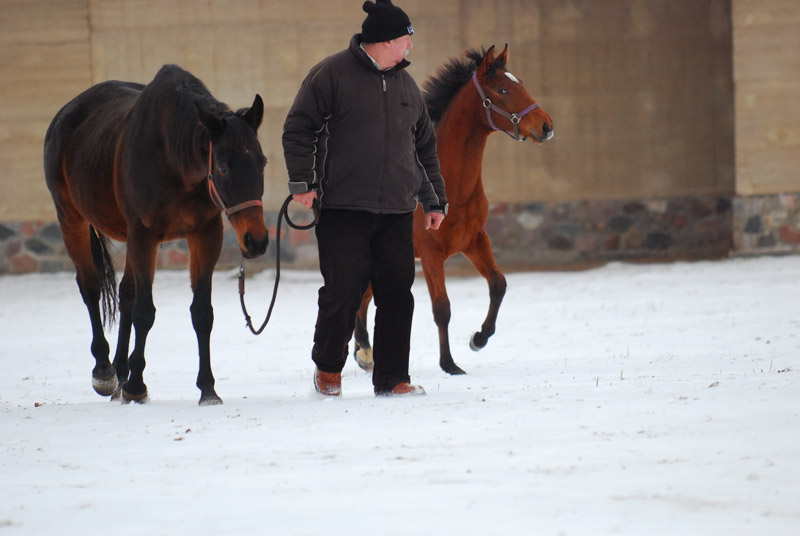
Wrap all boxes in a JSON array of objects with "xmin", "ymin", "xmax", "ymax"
[{"xmin": 505, "ymin": 72, "xmax": 520, "ymax": 83}]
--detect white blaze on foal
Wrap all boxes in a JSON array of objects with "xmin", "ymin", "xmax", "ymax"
[{"xmin": 505, "ymin": 71, "xmax": 520, "ymax": 83}]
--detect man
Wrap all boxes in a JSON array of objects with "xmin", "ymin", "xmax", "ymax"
[{"xmin": 282, "ymin": 0, "xmax": 448, "ymax": 397}]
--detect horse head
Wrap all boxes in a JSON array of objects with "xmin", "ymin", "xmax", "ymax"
[
  {"xmin": 197, "ymin": 94, "xmax": 269, "ymax": 259},
  {"xmin": 473, "ymin": 45, "xmax": 554, "ymax": 144}
]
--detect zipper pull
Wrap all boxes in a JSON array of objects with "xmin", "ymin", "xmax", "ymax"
[{"xmin": 382, "ymin": 76, "xmax": 386, "ymax": 92}]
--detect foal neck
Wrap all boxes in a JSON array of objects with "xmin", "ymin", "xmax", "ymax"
[{"xmin": 435, "ymin": 84, "xmax": 493, "ymax": 195}]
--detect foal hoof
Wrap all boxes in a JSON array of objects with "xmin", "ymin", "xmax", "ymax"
[
  {"xmin": 469, "ymin": 332, "xmax": 488, "ymax": 352},
  {"xmin": 355, "ymin": 347, "xmax": 374, "ymax": 371},
  {"xmin": 441, "ymin": 360, "xmax": 467, "ymax": 376},
  {"xmin": 199, "ymin": 393, "xmax": 223, "ymax": 406}
]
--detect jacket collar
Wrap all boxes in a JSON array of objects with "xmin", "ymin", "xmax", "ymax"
[{"xmin": 349, "ymin": 34, "xmax": 410, "ymax": 73}]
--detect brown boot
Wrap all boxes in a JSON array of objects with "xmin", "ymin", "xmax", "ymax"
[
  {"xmin": 376, "ymin": 382, "xmax": 426, "ymax": 397},
  {"xmin": 314, "ymin": 368, "xmax": 342, "ymax": 396}
]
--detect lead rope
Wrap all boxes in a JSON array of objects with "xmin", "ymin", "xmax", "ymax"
[{"xmin": 239, "ymin": 194, "xmax": 318, "ymax": 335}]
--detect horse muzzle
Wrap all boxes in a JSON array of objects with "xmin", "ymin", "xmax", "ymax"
[
  {"xmin": 242, "ymin": 231, "xmax": 268, "ymax": 259},
  {"xmin": 529, "ymin": 120, "xmax": 554, "ymax": 144},
  {"xmin": 228, "ymin": 207, "xmax": 269, "ymax": 259}
]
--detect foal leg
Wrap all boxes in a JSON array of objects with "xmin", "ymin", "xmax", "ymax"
[
  {"xmin": 353, "ymin": 285, "xmax": 374, "ymax": 371},
  {"xmin": 462, "ymin": 229, "xmax": 506, "ymax": 351},
  {"xmin": 421, "ymin": 256, "xmax": 466, "ymax": 375},
  {"xmin": 187, "ymin": 225, "xmax": 223, "ymax": 406}
]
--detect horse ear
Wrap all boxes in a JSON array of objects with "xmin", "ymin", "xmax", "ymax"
[
  {"xmin": 196, "ymin": 102, "xmax": 225, "ymax": 140},
  {"xmin": 244, "ymin": 94, "xmax": 264, "ymax": 131},
  {"xmin": 479, "ymin": 45, "xmax": 497, "ymax": 76},
  {"xmin": 496, "ymin": 43, "xmax": 509, "ymax": 67}
]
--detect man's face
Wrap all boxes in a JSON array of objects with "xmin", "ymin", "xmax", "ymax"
[{"xmin": 387, "ymin": 35, "xmax": 413, "ymax": 65}]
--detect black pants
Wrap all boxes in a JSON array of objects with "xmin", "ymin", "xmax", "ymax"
[{"xmin": 312, "ymin": 208, "xmax": 415, "ymax": 393}]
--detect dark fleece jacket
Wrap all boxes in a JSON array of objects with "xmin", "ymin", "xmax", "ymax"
[{"xmin": 282, "ymin": 34, "xmax": 447, "ymax": 214}]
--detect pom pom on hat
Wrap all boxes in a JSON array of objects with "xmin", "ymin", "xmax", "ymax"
[{"xmin": 361, "ymin": 0, "xmax": 414, "ymax": 43}]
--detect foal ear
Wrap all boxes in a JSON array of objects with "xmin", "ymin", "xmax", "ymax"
[
  {"xmin": 479, "ymin": 45, "xmax": 497, "ymax": 76},
  {"xmin": 243, "ymin": 94, "xmax": 264, "ymax": 131},
  {"xmin": 195, "ymin": 102, "xmax": 225, "ymax": 140},
  {"xmin": 496, "ymin": 43, "xmax": 509, "ymax": 68}
]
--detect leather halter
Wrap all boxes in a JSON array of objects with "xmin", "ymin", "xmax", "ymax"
[
  {"xmin": 471, "ymin": 72, "xmax": 540, "ymax": 141},
  {"xmin": 206, "ymin": 141, "xmax": 263, "ymax": 217}
]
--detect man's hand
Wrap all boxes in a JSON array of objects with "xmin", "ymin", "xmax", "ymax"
[
  {"xmin": 292, "ymin": 191, "xmax": 317, "ymax": 209},
  {"xmin": 425, "ymin": 211, "xmax": 445, "ymax": 230}
]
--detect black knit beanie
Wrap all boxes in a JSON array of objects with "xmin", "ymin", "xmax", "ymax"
[{"xmin": 361, "ymin": 0, "xmax": 414, "ymax": 43}]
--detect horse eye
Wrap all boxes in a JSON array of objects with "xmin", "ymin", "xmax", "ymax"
[
  {"xmin": 498, "ymin": 88, "xmax": 509, "ymax": 95},
  {"xmin": 217, "ymin": 164, "xmax": 229, "ymax": 175}
]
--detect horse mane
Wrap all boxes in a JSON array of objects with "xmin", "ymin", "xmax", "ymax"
[
  {"xmin": 143, "ymin": 65, "xmax": 249, "ymax": 174},
  {"xmin": 422, "ymin": 47, "xmax": 507, "ymax": 124},
  {"xmin": 156, "ymin": 66, "xmax": 228, "ymax": 172}
]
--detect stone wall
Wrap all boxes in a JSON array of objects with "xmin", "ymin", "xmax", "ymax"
[{"xmin": 5, "ymin": 192, "xmax": 800, "ymax": 274}]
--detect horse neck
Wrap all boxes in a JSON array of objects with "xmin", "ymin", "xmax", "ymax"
[{"xmin": 435, "ymin": 86, "xmax": 492, "ymax": 202}]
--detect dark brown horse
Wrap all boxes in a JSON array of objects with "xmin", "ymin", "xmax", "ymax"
[
  {"xmin": 354, "ymin": 45, "xmax": 553, "ymax": 375},
  {"xmin": 43, "ymin": 64, "xmax": 268, "ymax": 405}
]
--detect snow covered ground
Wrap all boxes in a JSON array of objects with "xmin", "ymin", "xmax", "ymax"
[{"xmin": 1, "ymin": 255, "xmax": 799, "ymax": 535}]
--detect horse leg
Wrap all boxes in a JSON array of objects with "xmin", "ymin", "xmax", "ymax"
[
  {"xmin": 421, "ymin": 256, "xmax": 466, "ymax": 375},
  {"xmin": 56, "ymin": 212, "xmax": 117, "ymax": 395},
  {"xmin": 109, "ymin": 261, "xmax": 134, "ymax": 401},
  {"xmin": 462, "ymin": 229, "xmax": 507, "ymax": 351},
  {"xmin": 121, "ymin": 231, "xmax": 158, "ymax": 404},
  {"xmin": 187, "ymin": 224, "xmax": 223, "ymax": 406},
  {"xmin": 353, "ymin": 285, "xmax": 374, "ymax": 371}
]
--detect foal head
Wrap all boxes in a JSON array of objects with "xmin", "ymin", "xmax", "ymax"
[
  {"xmin": 472, "ymin": 45, "xmax": 554, "ymax": 144},
  {"xmin": 197, "ymin": 95, "xmax": 269, "ymax": 259}
]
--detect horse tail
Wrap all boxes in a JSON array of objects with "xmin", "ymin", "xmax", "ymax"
[{"xmin": 89, "ymin": 225, "xmax": 118, "ymax": 327}]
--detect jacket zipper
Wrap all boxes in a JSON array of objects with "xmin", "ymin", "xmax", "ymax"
[{"xmin": 378, "ymin": 73, "xmax": 388, "ymax": 212}]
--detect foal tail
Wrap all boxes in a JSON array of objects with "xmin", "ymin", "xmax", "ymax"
[{"xmin": 89, "ymin": 225, "xmax": 118, "ymax": 327}]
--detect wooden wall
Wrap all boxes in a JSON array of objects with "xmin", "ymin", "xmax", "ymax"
[
  {"xmin": 0, "ymin": 0, "xmax": 796, "ymax": 225},
  {"xmin": 0, "ymin": 0, "xmax": 92, "ymax": 221},
  {"xmin": 732, "ymin": 0, "xmax": 800, "ymax": 195},
  {"xmin": 469, "ymin": 0, "xmax": 735, "ymax": 202}
]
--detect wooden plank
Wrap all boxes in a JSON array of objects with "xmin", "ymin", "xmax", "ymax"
[
  {"xmin": 0, "ymin": 41, "xmax": 92, "ymax": 122},
  {"xmin": 736, "ymin": 81, "xmax": 800, "ymax": 195},
  {"xmin": 733, "ymin": 0, "xmax": 800, "ymax": 194},
  {"xmin": 0, "ymin": 120, "xmax": 57, "ymax": 221},
  {"xmin": 0, "ymin": 0, "xmax": 88, "ymax": 45},
  {"xmin": 90, "ymin": 0, "xmax": 365, "ymax": 30}
]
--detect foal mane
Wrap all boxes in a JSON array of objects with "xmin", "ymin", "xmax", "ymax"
[{"xmin": 423, "ymin": 47, "xmax": 507, "ymax": 124}]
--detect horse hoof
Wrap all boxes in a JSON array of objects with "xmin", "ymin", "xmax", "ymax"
[
  {"xmin": 355, "ymin": 347, "xmax": 374, "ymax": 371},
  {"xmin": 121, "ymin": 383, "xmax": 149, "ymax": 404},
  {"xmin": 469, "ymin": 332, "xmax": 487, "ymax": 352},
  {"xmin": 199, "ymin": 394, "xmax": 223, "ymax": 406},
  {"xmin": 121, "ymin": 392, "xmax": 149, "ymax": 404},
  {"xmin": 92, "ymin": 374, "xmax": 119, "ymax": 397}
]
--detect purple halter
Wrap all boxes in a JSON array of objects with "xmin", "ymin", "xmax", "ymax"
[{"xmin": 471, "ymin": 72, "xmax": 540, "ymax": 141}]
